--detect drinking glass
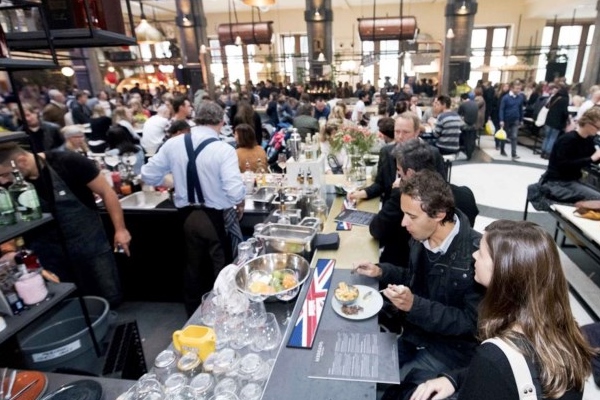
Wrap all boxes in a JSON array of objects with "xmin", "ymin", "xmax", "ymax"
[
  {"xmin": 246, "ymin": 300, "xmax": 267, "ymax": 328},
  {"xmin": 199, "ymin": 291, "xmax": 219, "ymax": 327},
  {"xmin": 252, "ymin": 313, "xmax": 282, "ymax": 352},
  {"xmin": 214, "ymin": 378, "xmax": 238, "ymax": 396},
  {"xmin": 277, "ymin": 153, "xmax": 287, "ymax": 175},
  {"xmin": 237, "ymin": 242, "xmax": 253, "ymax": 265},
  {"xmin": 189, "ymin": 373, "xmax": 215, "ymax": 399},
  {"xmin": 238, "ymin": 383, "xmax": 263, "ymax": 400}
]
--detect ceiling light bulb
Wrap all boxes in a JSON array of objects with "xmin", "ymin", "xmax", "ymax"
[
  {"xmin": 107, "ymin": 66, "xmax": 115, "ymax": 72},
  {"xmin": 446, "ymin": 28, "xmax": 455, "ymax": 39},
  {"xmin": 235, "ymin": 35, "xmax": 243, "ymax": 46},
  {"xmin": 317, "ymin": 52, "xmax": 326, "ymax": 62},
  {"xmin": 315, "ymin": 9, "xmax": 320, "ymax": 17},
  {"xmin": 200, "ymin": 44, "xmax": 207, "ymax": 54},
  {"xmin": 61, "ymin": 66, "xmax": 75, "ymax": 77}
]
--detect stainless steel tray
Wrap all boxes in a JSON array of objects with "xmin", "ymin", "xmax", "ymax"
[
  {"xmin": 250, "ymin": 186, "xmax": 277, "ymax": 204},
  {"xmin": 256, "ymin": 224, "xmax": 317, "ymax": 255}
]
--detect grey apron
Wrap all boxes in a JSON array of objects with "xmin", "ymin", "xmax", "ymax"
[{"xmin": 29, "ymin": 163, "xmax": 122, "ymax": 307}]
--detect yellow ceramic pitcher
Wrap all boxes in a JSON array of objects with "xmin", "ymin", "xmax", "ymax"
[{"xmin": 172, "ymin": 325, "xmax": 216, "ymax": 361}]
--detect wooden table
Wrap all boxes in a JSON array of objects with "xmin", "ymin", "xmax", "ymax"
[{"xmin": 550, "ymin": 204, "xmax": 600, "ymax": 265}]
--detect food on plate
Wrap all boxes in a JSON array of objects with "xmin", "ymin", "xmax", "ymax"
[
  {"xmin": 334, "ymin": 282, "xmax": 359, "ymax": 304},
  {"xmin": 247, "ymin": 269, "xmax": 298, "ymax": 295},
  {"xmin": 341, "ymin": 304, "xmax": 364, "ymax": 315}
]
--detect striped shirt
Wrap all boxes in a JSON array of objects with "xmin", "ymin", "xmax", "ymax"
[{"xmin": 434, "ymin": 111, "xmax": 463, "ymax": 152}]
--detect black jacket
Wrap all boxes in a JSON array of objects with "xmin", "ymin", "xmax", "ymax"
[
  {"xmin": 364, "ymin": 143, "xmax": 397, "ymax": 201},
  {"xmin": 24, "ymin": 121, "xmax": 64, "ymax": 152},
  {"xmin": 370, "ymin": 184, "xmax": 479, "ymax": 266},
  {"xmin": 545, "ymin": 90, "xmax": 570, "ymax": 131},
  {"xmin": 378, "ymin": 210, "xmax": 484, "ymax": 370}
]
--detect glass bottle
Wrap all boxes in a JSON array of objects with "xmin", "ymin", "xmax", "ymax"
[
  {"xmin": 9, "ymin": 161, "xmax": 42, "ymax": 221},
  {"xmin": 0, "ymin": 186, "xmax": 16, "ymax": 225},
  {"xmin": 243, "ymin": 159, "xmax": 255, "ymax": 195},
  {"xmin": 14, "ymin": 237, "xmax": 41, "ymax": 272},
  {"xmin": 305, "ymin": 134, "xmax": 313, "ymax": 160},
  {"xmin": 255, "ymin": 158, "xmax": 267, "ymax": 188}
]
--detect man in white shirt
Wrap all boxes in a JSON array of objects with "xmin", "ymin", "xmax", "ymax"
[
  {"xmin": 142, "ymin": 101, "xmax": 246, "ymax": 315},
  {"xmin": 351, "ymin": 91, "xmax": 369, "ymax": 124},
  {"xmin": 141, "ymin": 105, "xmax": 171, "ymax": 155}
]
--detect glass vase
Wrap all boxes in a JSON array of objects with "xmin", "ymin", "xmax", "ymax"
[{"xmin": 347, "ymin": 153, "xmax": 367, "ymax": 187}]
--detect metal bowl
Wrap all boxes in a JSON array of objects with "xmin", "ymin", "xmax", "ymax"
[{"xmin": 235, "ymin": 253, "xmax": 310, "ymax": 301}]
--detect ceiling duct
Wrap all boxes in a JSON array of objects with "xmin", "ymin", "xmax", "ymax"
[
  {"xmin": 357, "ymin": 17, "xmax": 417, "ymax": 41},
  {"xmin": 217, "ymin": 22, "xmax": 274, "ymax": 46}
]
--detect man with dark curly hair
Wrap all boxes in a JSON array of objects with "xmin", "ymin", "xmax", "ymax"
[{"xmin": 355, "ymin": 169, "xmax": 484, "ymax": 392}]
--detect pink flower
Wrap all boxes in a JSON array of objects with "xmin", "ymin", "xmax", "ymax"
[{"xmin": 342, "ymin": 134, "xmax": 352, "ymax": 143}]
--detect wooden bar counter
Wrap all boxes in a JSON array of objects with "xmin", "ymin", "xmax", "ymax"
[{"xmin": 312, "ymin": 175, "xmax": 380, "ymax": 269}]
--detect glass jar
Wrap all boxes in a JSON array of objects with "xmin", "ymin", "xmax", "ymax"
[
  {"xmin": 177, "ymin": 351, "xmax": 202, "ymax": 378},
  {"xmin": 153, "ymin": 349, "xmax": 178, "ymax": 384},
  {"xmin": 14, "ymin": 268, "xmax": 48, "ymax": 305},
  {"xmin": 164, "ymin": 372, "xmax": 188, "ymax": 394},
  {"xmin": 189, "ymin": 373, "xmax": 215, "ymax": 399}
]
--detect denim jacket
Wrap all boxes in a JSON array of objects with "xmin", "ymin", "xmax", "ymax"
[{"xmin": 378, "ymin": 209, "xmax": 484, "ymax": 369}]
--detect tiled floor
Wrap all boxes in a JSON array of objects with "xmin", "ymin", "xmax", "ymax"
[{"xmin": 115, "ymin": 136, "xmax": 600, "ymax": 396}]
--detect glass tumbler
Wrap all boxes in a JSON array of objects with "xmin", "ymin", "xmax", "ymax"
[
  {"xmin": 153, "ymin": 349, "xmax": 178, "ymax": 384},
  {"xmin": 190, "ymin": 373, "xmax": 215, "ymax": 399}
]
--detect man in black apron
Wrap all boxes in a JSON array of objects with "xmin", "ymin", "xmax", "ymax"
[
  {"xmin": 142, "ymin": 100, "xmax": 246, "ymax": 316},
  {"xmin": 0, "ymin": 142, "xmax": 131, "ymax": 308}
]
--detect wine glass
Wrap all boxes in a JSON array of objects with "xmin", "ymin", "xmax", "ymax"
[{"xmin": 277, "ymin": 153, "xmax": 287, "ymax": 175}]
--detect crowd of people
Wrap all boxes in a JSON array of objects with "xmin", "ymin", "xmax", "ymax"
[{"xmin": 0, "ymin": 74, "xmax": 600, "ymax": 399}]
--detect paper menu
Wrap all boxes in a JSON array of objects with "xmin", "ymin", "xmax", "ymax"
[{"xmin": 307, "ymin": 329, "xmax": 400, "ymax": 384}]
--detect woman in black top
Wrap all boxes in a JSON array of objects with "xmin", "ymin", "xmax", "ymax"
[{"xmin": 411, "ymin": 220, "xmax": 595, "ymax": 400}]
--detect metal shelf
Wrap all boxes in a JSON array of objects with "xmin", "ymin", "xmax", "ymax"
[
  {"xmin": 0, "ymin": 282, "xmax": 76, "ymax": 345},
  {"xmin": 7, "ymin": 29, "xmax": 137, "ymax": 50},
  {"xmin": 0, "ymin": 214, "xmax": 53, "ymax": 244},
  {"xmin": 0, "ymin": 131, "xmax": 28, "ymax": 143}
]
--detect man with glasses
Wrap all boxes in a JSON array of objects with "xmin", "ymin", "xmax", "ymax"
[{"xmin": 539, "ymin": 107, "xmax": 600, "ymax": 203}]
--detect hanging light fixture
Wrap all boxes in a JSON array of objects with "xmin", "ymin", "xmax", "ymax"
[
  {"xmin": 241, "ymin": 0, "xmax": 276, "ymax": 6},
  {"xmin": 135, "ymin": 1, "xmax": 164, "ymax": 44},
  {"xmin": 446, "ymin": 28, "xmax": 455, "ymax": 39},
  {"xmin": 317, "ymin": 52, "xmax": 326, "ymax": 62}
]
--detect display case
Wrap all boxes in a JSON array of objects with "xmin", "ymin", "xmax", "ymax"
[{"xmin": 306, "ymin": 80, "xmax": 335, "ymax": 100}]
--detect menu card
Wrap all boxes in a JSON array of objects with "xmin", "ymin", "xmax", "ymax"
[
  {"xmin": 334, "ymin": 209, "xmax": 377, "ymax": 226},
  {"xmin": 307, "ymin": 329, "xmax": 400, "ymax": 384}
]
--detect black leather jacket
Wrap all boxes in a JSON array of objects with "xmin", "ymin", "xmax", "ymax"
[{"xmin": 378, "ymin": 210, "xmax": 484, "ymax": 369}]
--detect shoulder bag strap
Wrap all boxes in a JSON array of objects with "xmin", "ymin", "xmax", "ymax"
[
  {"xmin": 483, "ymin": 337, "xmax": 540, "ymax": 400},
  {"xmin": 184, "ymin": 134, "xmax": 219, "ymax": 205}
]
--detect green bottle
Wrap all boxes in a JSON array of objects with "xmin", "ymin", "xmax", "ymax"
[{"xmin": 9, "ymin": 160, "xmax": 42, "ymax": 221}]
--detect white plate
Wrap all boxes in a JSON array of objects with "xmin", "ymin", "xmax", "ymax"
[{"xmin": 331, "ymin": 285, "xmax": 383, "ymax": 320}]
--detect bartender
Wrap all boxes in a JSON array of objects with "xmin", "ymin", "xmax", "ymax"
[{"xmin": 0, "ymin": 142, "xmax": 131, "ymax": 308}]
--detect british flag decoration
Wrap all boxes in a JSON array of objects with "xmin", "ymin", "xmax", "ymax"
[{"xmin": 287, "ymin": 258, "xmax": 336, "ymax": 349}]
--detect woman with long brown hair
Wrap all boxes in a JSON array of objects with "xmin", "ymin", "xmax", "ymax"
[
  {"xmin": 233, "ymin": 100, "xmax": 263, "ymax": 146},
  {"xmin": 411, "ymin": 219, "xmax": 595, "ymax": 400}
]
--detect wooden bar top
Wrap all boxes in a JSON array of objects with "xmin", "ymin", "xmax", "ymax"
[{"xmin": 311, "ymin": 175, "xmax": 380, "ymax": 269}]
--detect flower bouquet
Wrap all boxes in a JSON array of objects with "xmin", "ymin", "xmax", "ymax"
[
  {"xmin": 330, "ymin": 123, "xmax": 376, "ymax": 155},
  {"xmin": 330, "ymin": 124, "xmax": 375, "ymax": 186}
]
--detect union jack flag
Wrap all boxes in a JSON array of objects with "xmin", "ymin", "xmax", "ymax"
[{"xmin": 287, "ymin": 259, "xmax": 336, "ymax": 349}]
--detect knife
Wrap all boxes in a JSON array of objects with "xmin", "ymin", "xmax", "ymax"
[
  {"xmin": 4, "ymin": 370, "xmax": 15, "ymax": 400},
  {"xmin": 8, "ymin": 379, "xmax": 38, "ymax": 400}
]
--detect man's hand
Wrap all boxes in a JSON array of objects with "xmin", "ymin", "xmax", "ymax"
[
  {"xmin": 353, "ymin": 262, "xmax": 382, "ymax": 278},
  {"xmin": 114, "ymin": 228, "xmax": 132, "ymax": 256},
  {"xmin": 383, "ymin": 284, "xmax": 414, "ymax": 312},
  {"xmin": 591, "ymin": 148, "xmax": 600, "ymax": 163},
  {"xmin": 410, "ymin": 377, "xmax": 456, "ymax": 400},
  {"xmin": 347, "ymin": 190, "xmax": 367, "ymax": 201}
]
